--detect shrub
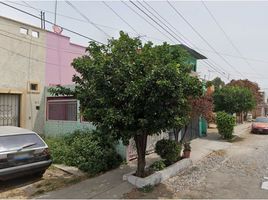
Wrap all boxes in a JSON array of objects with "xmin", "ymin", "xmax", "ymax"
[
  {"xmin": 45, "ymin": 137, "xmax": 69, "ymax": 164},
  {"xmin": 45, "ymin": 129, "xmax": 122, "ymax": 175},
  {"xmin": 155, "ymin": 139, "xmax": 181, "ymax": 165},
  {"xmin": 216, "ymin": 111, "xmax": 236, "ymax": 139},
  {"xmin": 138, "ymin": 184, "xmax": 154, "ymax": 193},
  {"xmin": 150, "ymin": 160, "xmax": 166, "ymax": 171}
]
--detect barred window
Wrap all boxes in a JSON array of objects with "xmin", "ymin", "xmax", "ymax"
[{"xmin": 47, "ymin": 98, "xmax": 77, "ymax": 121}]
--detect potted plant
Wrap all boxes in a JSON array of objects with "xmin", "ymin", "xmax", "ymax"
[{"xmin": 182, "ymin": 142, "xmax": 191, "ymax": 158}]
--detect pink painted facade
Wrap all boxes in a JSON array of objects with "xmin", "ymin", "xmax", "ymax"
[{"xmin": 45, "ymin": 32, "xmax": 86, "ymax": 86}]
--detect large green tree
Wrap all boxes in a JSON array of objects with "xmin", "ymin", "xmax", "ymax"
[
  {"xmin": 209, "ymin": 77, "xmax": 225, "ymax": 91},
  {"xmin": 213, "ymin": 86, "xmax": 256, "ymax": 115},
  {"xmin": 50, "ymin": 32, "xmax": 202, "ymax": 177},
  {"xmin": 226, "ymin": 79, "xmax": 262, "ymax": 105}
]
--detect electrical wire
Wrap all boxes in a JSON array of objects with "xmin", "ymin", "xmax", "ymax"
[
  {"xmin": 121, "ymin": 1, "xmax": 176, "ymax": 43},
  {"xmin": 0, "ymin": 2, "xmax": 104, "ymax": 44},
  {"xmin": 128, "ymin": 1, "xmax": 230, "ymax": 80},
  {"xmin": 201, "ymin": 1, "xmax": 264, "ymax": 78},
  {"xmin": 65, "ymin": 0, "xmax": 111, "ymax": 38},
  {"xmin": 167, "ymin": 1, "xmax": 245, "ymax": 78},
  {"xmin": 102, "ymin": 1, "xmax": 140, "ymax": 36},
  {"xmin": 140, "ymin": 1, "xmax": 231, "ymax": 79},
  {"xmin": 0, "ymin": 29, "xmax": 85, "ymax": 55}
]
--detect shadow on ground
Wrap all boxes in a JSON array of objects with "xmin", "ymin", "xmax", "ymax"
[
  {"xmin": 123, "ymin": 183, "xmax": 174, "ymax": 199},
  {"xmin": 0, "ymin": 175, "xmax": 42, "ymax": 193}
]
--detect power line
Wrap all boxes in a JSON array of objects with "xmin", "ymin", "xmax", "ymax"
[
  {"xmin": 142, "ymin": 1, "xmax": 194, "ymax": 46},
  {"xmin": 0, "ymin": 44, "xmax": 61, "ymax": 66},
  {"xmin": 65, "ymin": 0, "xmax": 111, "ymax": 38},
  {"xmin": 0, "ymin": 29, "xmax": 85, "ymax": 55},
  {"xmin": 140, "ymin": 1, "xmax": 232, "ymax": 79},
  {"xmin": 129, "ymin": 1, "xmax": 230, "ymax": 80},
  {"xmin": 0, "ymin": 2, "xmax": 104, "ymax": 44},
  {"xmin": 122, "ymin": 1, "xmax": 176, "ymax": 43},
  {"xmin": 13, "ymin": 1, "xmax": 268, "ymax": 66},
  {"xmin": 201, "ymin": 1, "xmax": 264, "ymax": 78},
  {"xmin": 102, "ymin": 1, "xmax": 140, "ymax": 36},
  {"xmin": 130, "ymin": 1, "xmax": 184, "ymax": 44},
  {"xmin": 167, "ymin": 1, "xmax": 245, "ymax": 78},
  {"xmin": 10, "ymin": 1, "xmax": 166, "ymax": 43}
]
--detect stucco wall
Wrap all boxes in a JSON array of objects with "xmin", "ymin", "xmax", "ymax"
[
  {"xmin": 0, "ymin": 16, "xmax": 46, "ymax": 132},
  {"xmin": 45, "ymin": 32, "xmax": 86, "ymax": 86}
]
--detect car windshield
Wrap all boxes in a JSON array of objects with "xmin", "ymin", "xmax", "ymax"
[
  {"xmin": 0, "ymin": 133, "xmax": 45, "ymax": 153},
  {"xmin": 255, "ymin": 117, "xmax": 268, "ymax": 123}
]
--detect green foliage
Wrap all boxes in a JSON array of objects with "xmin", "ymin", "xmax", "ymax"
[
  {"xmin": 150, "ymin": 160, "xmax": 166, "ymax": 171},
  {"xmin": 211, "ymin": 77, "xmax": 225, "ymax": 91},
  {"xmin": 216, "ymin": 112, "xmax": 236, "ymax": 139},
  {"xmin": 213, "ymin": 86, "xmax": 256, "ymax": 114},
  {"xmin": 155, "ymin": 139, "xmax": 181, "ymax": 164},
  {"xmin": 49, "ymin": 31, "xmax": 202, "ymax": 177},
  {"xmin": 227, "ymin": 79, "xmax": 262, "ymax": 104},
  {"xmin": 45, "ymin": 137, "xmax": 69, "ymax": 164},
  {"xmin": 138, "ymin": 184, "xmax": 154, "ymax": 193},
  {"xmin": 45, "ymin": 129, "xmax": 122, "ymax": 175}
]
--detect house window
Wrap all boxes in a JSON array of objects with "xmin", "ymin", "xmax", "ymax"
[
  {"xmin": 30, "ymin": 83, "xmax": 38, "ymax": 91},
  {"xmin": 19, "ymin": 27, "xmax": 28, "ymax": 35},
  {"xmin": 32, "ymin": 30, "xmax": 39, "ymax": 38},
  {"xmin": 47, "ymin": 97, "xmax": 77, "ymax": 121},
  {"xmin": 27, "ymin": 81, "xmax": 40, "ymax": 93}
]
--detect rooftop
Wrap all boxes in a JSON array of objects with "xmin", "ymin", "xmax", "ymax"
[{"xmin": 179, "ymin": 44, "xmax": 207, "ymax": 59}]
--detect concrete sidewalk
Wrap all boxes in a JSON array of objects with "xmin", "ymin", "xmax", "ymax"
[
  {"xmin": 38, "ymin": 123, "xmax": 250, "ymax": 199},
  {"xmin": 191, "ymin": 123, "xmax": 250, "ymax": 164}
]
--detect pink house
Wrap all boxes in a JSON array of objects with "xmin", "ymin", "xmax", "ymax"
[{"xmin": 45, "ymin": 32, "xmax": 86, "ymax": 86}]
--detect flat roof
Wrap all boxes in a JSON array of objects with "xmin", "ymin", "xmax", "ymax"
[
  {"xmin": 0, "ymin": 16, "xmax": 87, "ymax": 49},
  {"xmin": 0, "ymin": 126, "xmax": 35, "ymax": 136}
]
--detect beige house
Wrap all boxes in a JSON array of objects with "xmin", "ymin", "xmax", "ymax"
[{"xmin": 0, "ymin": 16, "xmax": 46, "ymax": 133}]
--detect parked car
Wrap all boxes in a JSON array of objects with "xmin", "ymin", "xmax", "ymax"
[
  {"xmin": 251, "ymin": 117, "xmax": 268, "ymax": 134},
  {"xmin": 0, "ymin": 126, "xmax": 52, "ymax": 180}
]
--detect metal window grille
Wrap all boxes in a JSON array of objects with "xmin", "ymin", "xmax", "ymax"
[{"xmin": 47, "ymin": 99, "xmax": 77, "ymax": 121}]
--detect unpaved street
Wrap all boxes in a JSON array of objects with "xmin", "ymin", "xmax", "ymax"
[{"xmin": 126, "ymin": 124, "xmax": 268, "ymax": 199}]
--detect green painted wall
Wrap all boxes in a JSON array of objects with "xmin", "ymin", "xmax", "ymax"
[
  {"xmin": 44, "ymin": 86, "xmax": 95, "ymax": 137},
  {"xmin": 44, "ymin": 86, "xmax": 127, "ymax": 158}
]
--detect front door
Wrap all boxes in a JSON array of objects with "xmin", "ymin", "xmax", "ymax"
[{"xmin": 0, "ymin": 94, "xmax": 20, "ymax": 126}]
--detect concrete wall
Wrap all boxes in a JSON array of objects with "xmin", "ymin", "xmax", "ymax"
[{"xmin": 0, "ymin": 16, "xmax": 46, "ymax": 133}]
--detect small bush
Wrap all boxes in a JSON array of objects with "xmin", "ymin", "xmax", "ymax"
[
  {"xmin": 216, "ymin": 111, "xmax": 236, "ymax": 139},
  {"xmin": 45, "ymin": 137, "xmax": 69, "ymax": 164},
  {"xmin": 45, "ymin": 129, "xmax": 122, "ymax": 175},
  {"xmin": 150, "ymin": 160, "xmax": 166, "ymax": 171},
  {"xmin": 138, "ymin": 184, "xmax": 154, "ymax": 193},
  {"xmin": 155, "ymin": 139, "xmax": 181, "ymax": 165}
]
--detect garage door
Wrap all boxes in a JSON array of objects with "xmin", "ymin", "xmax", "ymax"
[{"xmin": 0, "ymin": 94, "xmax": 20, "ymax": 126}]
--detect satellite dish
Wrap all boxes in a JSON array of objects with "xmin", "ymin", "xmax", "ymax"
[{"xmin": 52, "ymin": 25, "xmax": 63, "ymax": 34}]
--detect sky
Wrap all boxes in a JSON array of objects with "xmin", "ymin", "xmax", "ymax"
[{"xmin": 1, "ymin": 0, "xmax": 268, "ymax": 97}]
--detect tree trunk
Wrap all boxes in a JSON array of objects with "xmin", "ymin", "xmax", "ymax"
[
  {"xmin": 134, "ymin": 133, "xmax": 148, "ymax": 177},
  {"xmin": 174, "ymin": 128, "xmax": 181, "ymax": 143},
  {"xmin": 179, "ymin": 125, "xmax": 189, "ymax": 144}
]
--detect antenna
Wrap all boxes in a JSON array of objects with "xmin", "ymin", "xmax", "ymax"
[
  {"xmin": 54, "ymin": 0, "xmax": 57, "ymax": 25},
  {"xmin": 43, "ymin": 12, "xmax": 45, "ymax": 29},
  {"xmin": 40, "ymin": 11, "xmax": 43, "ymax": 28},
  {"xmin": 52, "ymin": 0, "xmax": 62, "ymax": 34}
]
